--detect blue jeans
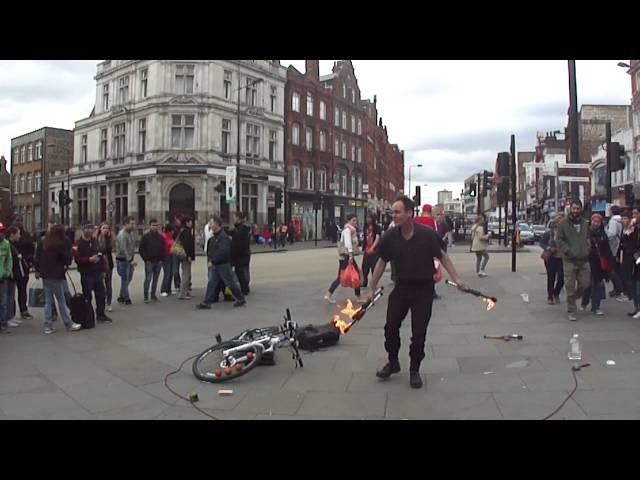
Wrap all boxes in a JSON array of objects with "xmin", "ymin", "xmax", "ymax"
[
  {"xmin": 117, "ymin": 260, "xmax": 134, "ymax": 301},
  {"xmin": 590, "ymin": 279, "xmax": 606, "ymax": 312},
  {"xmin": 0, "ymin": 280, "xmax": 10, "ymax": 328},
  {"xmin": 104, "ymin": 267, "xmax": 113, "ymax": 306},
  {"xmin": 144, "ymin": 260, "xmax": 163, "ymax": 299},
  {"xmin": 81, "ymin": 272, "xmax": 106, "ymax": 317},
  {"xmin": 8, "ymin": 280, "xmax": 16, "ymax": 321},
  {"xmin": 204, "ymin": 264, "xmax": 244, "ymax": 305},
  {"xmin": 161, "ymin": 255, "xmax": 174, "ymax": 294},
  {"xmin": 43, "ymin": 278, "xmax": 72, "ymax": 328},
  {"xmin": 172, "ymin": 255, "xmax": 181, "ymax": 289}
]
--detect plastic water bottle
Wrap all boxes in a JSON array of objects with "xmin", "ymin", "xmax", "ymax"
[{"xmin": 568, "ymin": 334, "xmax": 581, "ymax": 360}]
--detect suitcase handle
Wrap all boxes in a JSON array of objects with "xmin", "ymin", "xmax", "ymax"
[{"xmin": 66, "ymin": 270, "xmax": 79, "ymax": 296}]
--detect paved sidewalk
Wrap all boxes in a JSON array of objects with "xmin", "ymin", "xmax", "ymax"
[{"xmin": 1, "ymin": 249, "xmax": 639, "ymax": 419}]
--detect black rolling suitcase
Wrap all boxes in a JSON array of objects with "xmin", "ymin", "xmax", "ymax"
[
  {"xmin": 295, "ymin": 323, "xmax": 340, "ymax": 351},
  {"xmin": 66, "ymin": 272, "xmax": 95, "ymax": 330}
]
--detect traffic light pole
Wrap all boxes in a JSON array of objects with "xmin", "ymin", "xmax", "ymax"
[
  {"xmin": 60, "ymin": 181, "xmax": 65, "ymax": 226},
  {"xmin": 606, "ymin": 121, "xmax": 612, "ymax": 204},
  {"xmin": 511, "ymin": 134, "xmax": 517, "ymax": 272},
  {"xmin": 477, "ymin": 173, "xmax": 482, "ymax": 216}
]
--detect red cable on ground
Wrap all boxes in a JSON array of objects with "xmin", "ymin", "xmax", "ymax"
[{"xmin": 543, "ymin": 363, "xmax": 589, "ymax": 421}]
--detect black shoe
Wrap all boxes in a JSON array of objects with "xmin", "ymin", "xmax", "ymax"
[
  {"xmin": 224, "ymin": 296, "xmax": 234, "ymax": 302},
  {"xmin": 117, "ymin": 297, "xmax": 124, "ymax": 304},
  {"xmin": 144, "ymin": 298, "xmax": 150, "ymax": 304},
  {"xmin": 410, "ymin": 371, "xmax": 423, "ymax": 389},
  {"xmin": 233, "ymin": 300, "xmax": 247, "ymax": 308},
  {"xmin": 97, "ymin": 315, "xmax": 113, "ymax": 323},
  {"xmin": 124, "ymin": 299, "xmax": 132, "ymax": 306},
  {"xmin": 151, "ymin": 296, "xmax": 158, "ymax": 302},
  {"xmin": 196, "ymin": 303, "xmax": 211, "ymax": 310},
  {"xmin": 376, "ymin": 362, "xmax": 401, "ymax": 379}
]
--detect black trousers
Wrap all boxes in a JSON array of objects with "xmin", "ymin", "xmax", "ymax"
[
  {"xmin": 17, "ymin": 274, "xmax": 29, "ymax": 314},
  {"xmin": 384, "ymin": 282, "xmax": 434, "ymax": 371},
  {"xmin": 234, "ymin": 264, "xmax": 250, "ymax": 295},
  {"xmin": 544, "ymin": 258, "xmax": 564, "ymax": 299},
  {"xmin": 361, "ymin": 253, "xmax": 379, "ymax": 288}
]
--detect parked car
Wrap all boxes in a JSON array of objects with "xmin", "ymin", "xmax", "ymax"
[
  {"xmin": 532, "ymin": 224, "xmax": 546, "ymax": 241},
  {"xmin": 518, "ymin": 225, "xmax": 536, "ymax": 244}
]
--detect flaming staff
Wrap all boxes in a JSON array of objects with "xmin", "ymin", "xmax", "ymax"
[
  {"xmin": 445, "ymin": 280, "xmax": 498, "ymax": 311},
  {"xmin": 331, "ymin": 287, "xmax": 384, "ymax": 333}
]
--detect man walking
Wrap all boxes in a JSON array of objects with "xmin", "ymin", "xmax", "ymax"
[
  {"xmin": 176, "ymin": 217, "xmax": 195, "ymax": 300},
  {"xmin": 12, "ymin": 215, "xmax": 35, "ymax": 321},
  {"xmin": 606, "ymin": 206, "xmax": 628, "ymax": 301},
  {"xmin": 116, "ymin": 216, "xmax": 137, "ymax": 305},
  {"xmin": 139, "ymin": 219, "xmax": 165, "ymax": 303},
  {"xmin": 367, "ymin": 196, "xmax": 467, "ymax": 389},
  {"xmin": 75, "ymin": 225, "xmax": 112, "ymax": 323},
  {"xmin": 197, "ymin": 216, "xmax": 246, "ymax": 309},
  {"xmin": 556, "ymin": 200, "xmax": 591, "ymax": 322},
  {"xmin": 229, "ymin": 211, "xmax": 251, "ymax": 296}
]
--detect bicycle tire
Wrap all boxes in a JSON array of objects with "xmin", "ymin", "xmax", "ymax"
[{"xmin": 192, "ymin": 340, "xmax": 263, "ymax": 383}]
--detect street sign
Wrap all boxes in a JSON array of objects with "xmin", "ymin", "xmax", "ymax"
[
  {"xmin": 362, "ymin": 184, "xmax": 369, "ymax": 193},
  {"xmin": 226, "ymin": 166, "xmax": 237, "ymax": 205}
]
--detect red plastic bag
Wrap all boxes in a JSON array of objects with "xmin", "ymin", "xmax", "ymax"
[
  {"xmin": 340, "ymin": 260, "xmax": 361, "ymax": 289},
  {"xmin": 433, "ymin": 259, "xmax": 443, "ymax": 283}
]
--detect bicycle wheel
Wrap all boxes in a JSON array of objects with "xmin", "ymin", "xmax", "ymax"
[{"xmin": 192, "ymin": 340, "xmax": 263, "ymax": 383}]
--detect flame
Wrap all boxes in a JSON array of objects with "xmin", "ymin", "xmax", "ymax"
[
  {"xmin": 332, "ymin": 315, "xmax": 353, "ymax": 334},
  {"xmin": 341, "ymin": 299, "xmax": 360, "ymax": 319},
  {"xmin": 331, "ymin": 299, "xmax": 364, "ymax": 334},
  {"xmin": 483, "ymin": 298, "xmax": 497, "ymax": 311}
]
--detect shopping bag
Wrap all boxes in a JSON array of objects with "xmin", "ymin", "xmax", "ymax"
[
  {"xmin": 28, "ymin": 281, "xmax": 46, "ymax": 308},
  {"xmin": 340, "ymin": 260, "xmax": 361, "ymax": 289},
  {"xmin": 433, "ymin": 259, "xmax": 443, "ymax": 283}
]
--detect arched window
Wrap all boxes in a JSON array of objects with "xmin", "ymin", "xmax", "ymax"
[
  {"xmin": 319, "ymin": 130, "xmax": 326, "ymax": 151},
  {"xmin": 19, "ymin": 174, "xmax": 25, "ymax": 193},
  {"xmin": 292, "ymin": 123, "xmax": 300, "ymax": 145},
  {"xmin": 290, "ymin": 162, "xmax": 301, "ymax": 189},
  {"xmin": 350, "ymin": 175, "xmax": 356, "ymax": 198},
  {"xmin": 304, "ymin": 165, "xmax": 314, "ymax": 191},
  {"xmin": 306, "ymin": 93, "xmax": 313, "ymax": 116},
  {"xmin": 340, "ymin": 169, "xmax": 348, "ymax": 196},
  {"xmin": 318, "ymin": 167, "xmax": 327, "ymax": 192}
]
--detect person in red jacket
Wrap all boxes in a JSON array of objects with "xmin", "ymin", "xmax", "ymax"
[
  {"xmin": 160, "ymin": 223, "xmax": 175, "ymax": 297},
  {"xmin": 415, "ymin": 204, "xmax": 436, "ymax": 229}
]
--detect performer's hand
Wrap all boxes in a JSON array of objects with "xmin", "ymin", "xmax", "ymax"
[
  {"xmin": 367, "ymin": 288, "xmax": 375, "ymax": 303},
  {"xmin": 455, "ymin": 279, "xmax": 468, "ymax": 291}
]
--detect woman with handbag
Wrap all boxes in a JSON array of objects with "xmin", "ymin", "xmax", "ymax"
[
  {"xmin": 620, "ymin": 210, "xmax": 640, "ymax": 317},
  {"xmin": 324, "ymin": 214, "xmax": 362, "ymax": 304},
  {"xmin": 540, "ymin": 215, "xmax": 564, "ymax": 305},
  {"xmin": 581, "ymin": 213, "xmax": 615, "ymax": 316},
  {"xmin": 97, "ymin": 223, "xmax": 115, "ymax": 312}
]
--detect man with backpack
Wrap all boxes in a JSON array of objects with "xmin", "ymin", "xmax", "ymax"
[{"xmin": 75, "ymin": 224, "xmax": 111, "ymax": 323}]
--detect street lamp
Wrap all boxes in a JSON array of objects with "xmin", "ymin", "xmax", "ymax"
[
  {"xmin": 234, "ymin": 72, "xmax": 264, "ymax": 219},
  {"xmin": 408, "ymin": 164, "xmax": 423, "ymax": 201}
]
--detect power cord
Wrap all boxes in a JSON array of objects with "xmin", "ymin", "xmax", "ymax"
[
  {"xmin": 542, "ymin": 363, "xmax": 590, "ymax": 420},
  {"xmin": 163, "ymin": 354, "xmax": 220, "ymax": 421}
]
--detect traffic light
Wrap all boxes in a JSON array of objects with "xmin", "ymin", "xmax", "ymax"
[
  {"xmin": 496, "ymin": 152, "xmax": 510, "ymax": 177},
  {"xmin": 468, "ymin": 182, "xmax": 477, "ymax": 198},
  {"xmin": 214, "ymin": 183, "xmax": 225, "ymax": 193},
  {"xmin": 608, "ymin": 142, "xmax": 626, "ymax": 172},
  {"xmin": 274, "ymin": 188, "xmax": 283, "ymax": 209},
  {"xmin": 483, "ymin": 170, "xmax": 494, "ymax": 191},
  {"xmin": 497, "ymin": 178, "xmax": 509, "ymax": 205},
  {"xmin": 58, "ymin": 190, "xmax": 72, "ymax": 206},
  {"xmin": 414, "ymin": 185, "xmax": 421, "ymax": 207}
]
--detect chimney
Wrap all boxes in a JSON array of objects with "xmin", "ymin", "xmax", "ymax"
[
  {"xmin": 0, "ymin": 156, "xmax": 6, "ymax": 171},
  {"xmin": 305, "ymin": 60, "xmax": 320, "ymax": 81}
]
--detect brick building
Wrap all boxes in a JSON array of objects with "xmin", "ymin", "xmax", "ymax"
[
  {"xmin": 10, "ymin": 127, "xmax": 73, "ymax": 232},
  {"xmin": 284, "ymin": 60, "xmax": 404, "ymax": 240}
]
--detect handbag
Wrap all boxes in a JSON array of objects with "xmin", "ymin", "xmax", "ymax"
[
  {"xmin": 28, "ymin": 279, "xmax": 46, "ymax": 308},
  {"xmin": 337, "ymin": 229, "xmax": 362, "ymax": 257},
  {"xmin": 171, "ymin": 230, "xmax": 187, "ymax": 260},
  {"xmin": 340, "ymin": 259, "xmax": 361, "ymax": 288},
  {"xmin": 541, "ymin": 249, "xmax": 553, "ymax": 262}
]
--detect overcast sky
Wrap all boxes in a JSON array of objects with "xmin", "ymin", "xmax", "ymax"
[{"xmin": 1, "ymin": 60, "xmax": 633, "ymax": 205}]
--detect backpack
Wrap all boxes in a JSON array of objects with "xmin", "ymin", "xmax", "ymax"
[{"xmin": 295, "ymin": 323, "xmax": 341, "ymax": 351}]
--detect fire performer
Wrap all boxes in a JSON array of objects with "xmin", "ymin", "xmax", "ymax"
[{"xmin": 367, "ymin": 195, "xmax": 468, "ymax": 389}]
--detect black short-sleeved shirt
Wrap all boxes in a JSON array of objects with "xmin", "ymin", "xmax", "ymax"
[{"xmin": 378, "ymin": 223, "xmax": 446, "ymax": 283}]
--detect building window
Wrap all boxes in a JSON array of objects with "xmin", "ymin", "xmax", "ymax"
[
  {"xmin": 319, "ymin": 101, "xmax": 326, "ymax": 120},
  {"xmin": 77, "ymin": 187, "xmax": 88, "ymax": 225},
  {"xmin": 13, "ymin": 148, "xmax": 18, "ymax": 166},
  {"xmin": 290, "ymin": 163, "xmax": 301, "ymax": 189},
  {"xmin": 222, "ymin": 119, "xmax": 231, "ymax": 154},
  {"xmin": 100, "ymin": 129, "xmax": 108, "ymax": 160},
  {"xmin": 319, "ymin": 130, "xmax": 326, "ymax": 152},
  {"xmin": 357, "ymin": 146, "xmax": 362, "ymax": 163},
  {"xmin": 351, "ymin": 89, "xmax": 355, "ymax": 104},
  {"xmin": 351, "ymin": 175, "xmax": 356, "ymax": 197},
  {"xmin": 356, "ymin": 173, "xmax": 362, "ymax": 198},
  {"xmin": 334, "ymin": 108, "xmax": 340, "ymax": 127},
  {"xmin": 304, "ymin": 165, "xmax": 314, "ymax": 191},
  {"xmin": 176, "ymin": 64, "xmax": 195, "ymax": 94},
  {"xmin": 342, "ymin": 83, "xmax": 346, "ymax": 98},
  {"xmin": 341, "ymin": 170, "xmax": 348, "ymax": 196},
  {"xmin": 19, "ymin": 174, "xmax": 25, "ymax": 194},
  {"xmin": 351, "ymin": 115, "xmax": 356, "ymax": 134},
  {"xmin": 306, "ymin": 94, "xmax": 313, "ymax": 116},
  {"xmin": 334, "ymin": 139, "xmax": 339, "ymax": 156},
  {"xmin": 140, "ymin": 69, "xmax": 148, "ymax": 98},
  {"xmin": 357, "ymin": 118, "xmax": 362, "ymax": 135},
  {"xmin": 342, "ymin": 141, "xmax": 347, "ymax": 159},
  {"xmin": 113, "ymin": 123, "xmax": 126, "ymax": 158},
  {"xmin": 118, "ymin": 76, "xmax": 130, "ymax": 104},
  {"xmin": 28, "ymin": 144, "xmax": 33, "ymax": 162},
  {"xmin": 342, "ymin": 111, "xmax": 347, "ymax": 130},
  {"xmin": 318, "ymin": 167, "xmax": 327, "ymax": 192},
  {"xmin": 374, "ymin": 156, "xmax": 377, "ymax": 170},
  {"xmin": 270, "ymin": 86, "xmax": 277, "ymax": 113},
  {"xmin": 351, "ymin": 145, "xmax": 356, "ymax": 161},
  {"xmin": 292, "ymin": 123, "xmax": 300, "ymax": 146},
  {"xmin": 114, "ymin": 182, "xmax": 128, "ymax": 225},
  {"xmin": 36, "ymin": 141, "xmax": 42, "ymax": 160},
  {"xmin": 34, "ymin": 171, "xmax": 41, "ymax": 192},
  {"xmin": 103, "ymin": 83, "xmax": 109, "ymax": 110},
  {"xmin": 241, "ymin": 183, "xmax": 258, "ymax": 224},
  {"xmin": 224, "ymin": 70, "xmax": 232, "ymax": 99},
  {"xmin": 81, "ymin": 135, "xmax": 88, "ymax": 164},
  {"xmin": 100, "ymin": 185, "xmax": 107, "ymax": 222},
  {"xmin": 292, "ymin": 92, "xmax": 300, "ymax": 112},
  {"xmin": 13, "ymin": 175, "xmax": 18, "ymax": 194},
  {"xmin": 138, "ymin": 118, "xmax": 146, "ymax": 153},
  {"xmin": 245, "ymin": 77, "xmax": 258, "ymax": 107},
  {"xmin": 305, "ymin": 127, "xmax": 313, "ymax": 151},
  {"xmin": 246, "ymin": 123, "xmax": 260, "ymax": 158},
  {"xmin": 171, "ymin": 114, "xmax": 195, "ymax": 148},
  {"xmin": 137, "ymin": 180, "xmax": 146, "ymax": 224},
  {"xmin": 20, "ymin": 146, "xmax": 25, "ymax": 164},
  {"xmin": 26, "ymin": 173, "xmax": 32, "ymax": 193},
  {"xmin": 269, "ymin": 130, "xmax": 277, "ymax": 162}
]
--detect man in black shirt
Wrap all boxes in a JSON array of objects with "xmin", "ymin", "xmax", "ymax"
[
  {"xmin": 75, "ymin": 224, "xmax": 111, "ymax": 323},
  {"xmin": 368, "ymin": 196, "xmax": 467, "ymax": 389},
  {"xmin": 229, "ymin": 211, "xmax": 252, "ymax": 296}
]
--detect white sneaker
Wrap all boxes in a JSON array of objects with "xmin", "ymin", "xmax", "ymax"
[
  {"xmin": 8, "ymin": 320, "xmax": 21, "ymax": 328},
  {"xmin": 633, "ymin": 311, "xmax": 640, "ymax": 319},
  {"xmin": 593, "ymin": 310, "xmax": 604, "ymax": 316},
  {"xmin": 106, "ymin": 305, "xmax": 113, "ymax": 312},
  {"xmin": 44, "ymin": 326, "xmax": 56, "ymax": 335},
  {"xmin": 578, "ymin": 305, "xmax": 586, "ymax": 312},
  {"xmin": 161, "ymin": 292, "xmax": 169, "ymax": 297},
  {"xmin": 324, "ymin": 294, "xmax": 336, "ymax": 304},
  {"xmin": 478, "ymin": 271, "xmax": 488, "ymax": 277},
  {"xmin": 67, "ymin": 323, "xmax": 82, "ymax": 332},
  {"xmin": 616, "ymin": 296, "xmax": 631, "ymax": 303}
]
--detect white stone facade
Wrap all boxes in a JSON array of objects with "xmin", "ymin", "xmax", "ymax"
[{"xmin": 68, "ymin": 60, "xmax": 287, "ymax": 229}]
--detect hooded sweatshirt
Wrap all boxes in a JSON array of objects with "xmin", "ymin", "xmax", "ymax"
[{"xmin": 607, "ymin": 214, "xmax": 623, "ymax": 257}]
